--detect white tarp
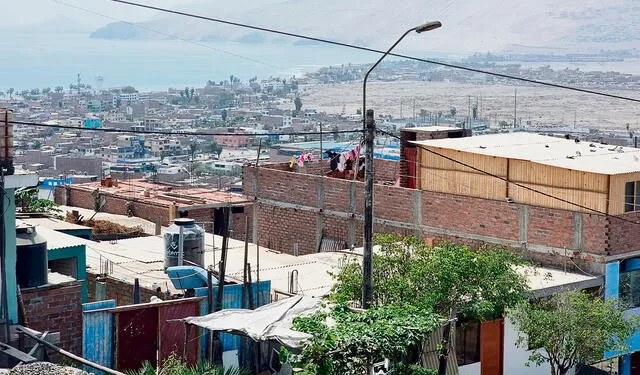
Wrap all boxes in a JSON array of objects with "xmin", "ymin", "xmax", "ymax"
[{"xmin": 183, "ymin": 295, "xmax": 321, "ymax": 348}]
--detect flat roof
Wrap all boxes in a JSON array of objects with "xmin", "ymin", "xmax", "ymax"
[
  {"xmin": 70, "ymin": 180, "xmax": 253, "ymax": 208},
  {"xmin": 17, "ymin": 221, "xmax": 91, "ymax": 250},
  {"xmin": 403, "ymin": 126, "xmax": 463, "ymax": 132},
  {"xmin": 21, "ymin": 217, "xmax": 92, "ymax": 232},
  {"xmin": 81, "ymin": 233, "xmax": 344, "ymax": 297},
  {"xmin": 413, "ymin": 132, "xmax": 640, "ymax": 175}
]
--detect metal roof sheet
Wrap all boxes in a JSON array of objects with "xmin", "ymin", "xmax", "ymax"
[{"xmin": 413, "ymin": 132, "xmax": 640, "ymax": 175}]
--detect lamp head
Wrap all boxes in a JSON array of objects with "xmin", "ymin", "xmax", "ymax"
[{"xmin": 415, "ymin": 21, "xmax": 442, "ymax": 33}]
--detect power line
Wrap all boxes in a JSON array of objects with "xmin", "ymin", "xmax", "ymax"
[
  {"xmin": 376, "ymin": 129, "xmax": 640, "ymax": 226},
  {"xmin": 109, "ymin": 0, "xmax": 640, "ymax": 104},
  {"xmin": 51, "ymin": 0, "xmax": 281, "ymax": 70},
  {"xmin": 9, "ymin": 120, "xmax": 363, "ymax": 137}
]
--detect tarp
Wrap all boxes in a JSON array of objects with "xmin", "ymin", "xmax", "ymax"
[{"xmin": 182, "ymin": 295, "xmax": 320, "ymax": 348}]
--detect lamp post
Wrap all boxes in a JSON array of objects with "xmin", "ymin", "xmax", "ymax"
[{"xmin": 361, "ymin": 21, "xmax": 441, "ymax": 309}]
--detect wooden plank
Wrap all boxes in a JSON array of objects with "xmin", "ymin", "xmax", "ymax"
[
  {"xmin": 480, "ymin": 318, "xmax": 504, "ymax": 375},
  {"xmin": 0, "ymin": 343, "xmax": 37, "ymax": 363},
  {"xmin": 83, "ymin": 300, "xmax": 117, "ymax": 374}
]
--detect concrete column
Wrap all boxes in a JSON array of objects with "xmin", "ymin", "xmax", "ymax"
[
  {"xmin": 315, "ymin": 177, "xmax": 325, "ymax": 252},
  {"xmin": 348, "ymin": 182, "xmax": 357, "ymax": 248},
  {"xmin": 413, "ymin": 189, "xmax": 422, "ymax": 237},
  {"xmin": 573, "ymin": 212, "xmax": 583, "ymax": 251},
  {"xmin": 518, "ymin": 205, "xmax": 529, "ymax": 245}
]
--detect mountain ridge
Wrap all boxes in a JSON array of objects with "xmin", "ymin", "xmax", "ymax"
[{"xmin": 90, "ymin": 0, "xmax": 640, "ymax": 54}]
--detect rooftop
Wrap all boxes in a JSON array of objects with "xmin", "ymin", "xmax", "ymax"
[
  {"xmin": 403, "ymin": 126, "xmax": 464, "ymax": 132},
  {"xmin": 413, "ymin": 132, "xmax": 640, "ymax": 175},
  {"xmin": 71, "ymin": 179, "xmax": 253, "ymax": 208},
  {"xmin": 20, "ymin": 217, "xmax": 91, "ymax": 232},
  {"xmin": 81, "ymin": 233, "xmax": 345, "ymax": 297}
]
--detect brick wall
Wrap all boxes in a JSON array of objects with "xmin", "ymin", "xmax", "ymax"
[
  {"xmin": 54, "ymin": 186, "xmax": 250, "ymax": 241},
  {"xmin": 22, "ymin": 283, "xmax": 83, "ymax": 355},
  {"xmin": 55, "ymin": 186, "xmax": 172, "ymax": 226},
  {"xmin": 244, "ymin": 163, "xmax": 617, "ymax": 272},
  {"xmin": 607, "ymin": 212, "xmax": 640, "ymax": 256},
  {"xmin": 86, "ymin": 272, "xmax": 163, "ymax": 306}
]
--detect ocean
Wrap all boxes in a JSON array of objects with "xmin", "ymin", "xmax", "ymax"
[{"xmin": 0, "ymin": 31, "xmax": 380, "ymax": 92}]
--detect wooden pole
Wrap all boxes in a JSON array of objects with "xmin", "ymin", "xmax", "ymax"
[
  {"xmin": 247, "ymin": 264, "xmax": 254, "ymax": 310},
  {"xmin": 256, "ymin": 240, "xmax": 261, "ymax": 307},
  {"xmin": 16, "ymin": 327, "xmax": 126, "ymax": 375},
  {"xmin": 206, "ymin": 267, "xmax": 214, "ymax": 361},
  {"xmin": 133, "ymin": 278, "xmax": 140, "ymax": 304},
  {"xmin": 242, "ymin": 216, "xmax": 250, "ymax": 309}
]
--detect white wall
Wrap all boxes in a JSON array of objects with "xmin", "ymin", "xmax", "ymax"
[
  {"xmin": 503, "ymin": 318, "xmax": 572, "ymax": 375},
  {"xmin": 459, "ymin": 362, "xmax": 481, "ymax": 375}
]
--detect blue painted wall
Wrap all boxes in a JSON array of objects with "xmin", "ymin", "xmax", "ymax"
[
  {"xmin": 3, "ymin": 189, "xmax": 18, "ymax": 322},
  {"xmin": 49, "ymin": 244, "xmax": 88, "ymax": 302},
  {"xmin": 195, "ymin": 281, "xmax": 271, "ymax": 357},
  {"xmin": 83, "ymin": 299, "xmax": 117, "ymax": 374},
  {"xmin": 604, "ymin": 260, "xmax": 640, "ymax": 375}
]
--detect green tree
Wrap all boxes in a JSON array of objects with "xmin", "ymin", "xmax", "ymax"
[
  {"xmin": 294, "ymin": 96, "xmax": 303, "ymax": 115},
  {"xmin": 7, "ymin": 88, "xmax": 14, "ymax": 99},
  {"xmin": 54, "ymin": 86, "xmax": 63, "ymax": 93},
  {"xmin": 42, "ymin": 87, "xmax": 51, "ymax": 94},
  {"xmin": 510, "ymin": 290, "xmax": 638, "ymax": 375},
  {"xmin": 289, "ymin": 304, "xmax": 439, "ymax": 375},
  {"xmin": 122, "ymin": 85, "xmax": 138, "ymax": 94},
  {"xmin": 330, "ymin": 234, "xmax": 529, "ymax": 320},
  {"xmin": 30, "ymin": 88, "xmax": 40, "ymax": 95}
]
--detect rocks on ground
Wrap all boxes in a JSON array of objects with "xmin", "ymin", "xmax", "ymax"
[{"xmin": 9, "ymin": 362, "xmax": 89, "ymax": 375}]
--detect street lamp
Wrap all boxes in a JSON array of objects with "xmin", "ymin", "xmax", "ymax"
[{"xmin": 361, "ymin": 20, "xmax": 441, "ymax": 309}]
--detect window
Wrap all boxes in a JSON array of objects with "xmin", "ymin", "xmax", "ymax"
[
  {"xmin": 624, "ymin": 181, "xmax": 640, "ymax": 212},
  {"xmin": 620, "ymin": 268, "xmax": 640, "ymax": 308},
  {"xmin": 456, "ymin": 321, "xmax": 480, "ymax": 366}
]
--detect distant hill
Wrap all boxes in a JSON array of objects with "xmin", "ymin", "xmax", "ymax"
[{"xmin": 89, "ymin": 0, "xmax": 640, "ymax": 54}]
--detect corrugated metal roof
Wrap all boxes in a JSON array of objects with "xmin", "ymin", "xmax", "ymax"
[
  {"xmin": 413, "ymin": 132, "xmax": 640, "ymax": 175},
  {"xmin": 32, "ymin": 224, "xmax": 92, "ymax": 250}
]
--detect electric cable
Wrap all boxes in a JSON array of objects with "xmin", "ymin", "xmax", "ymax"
[
  {"xmin": 109, "ymin": 0, "xmax": 640, "ymax": 104},
  {"xmin": 9, "ymin": 120, "xmax": 363, "ymax": 137},
  {"xmin": 377, "ymin": 128, "xmax": 640, "ymax": 225},
  {"xmin": 51, "ymin": 0, "xmax": 282, "ymax": 69}
]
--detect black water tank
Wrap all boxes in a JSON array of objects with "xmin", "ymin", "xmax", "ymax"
[{"xmin": 16, "ymin": 224, "xmax": 48, "ymax": 288}]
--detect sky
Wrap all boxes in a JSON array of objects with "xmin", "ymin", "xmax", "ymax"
[{"xmin": 2, "ymin": 0, "xmax": 187, "ymax": 30}]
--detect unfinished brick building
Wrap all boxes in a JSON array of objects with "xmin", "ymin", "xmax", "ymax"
[
  {"xmin": 244, "ymin": 128, "xmax": 640, "ymax": 273},
  {"xmin": 54, "ymin": 179, "xmax": 253, "ymax": 237}
]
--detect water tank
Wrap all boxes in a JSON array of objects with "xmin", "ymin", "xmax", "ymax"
[
  {"xmin": 16, "ymin": 223, "xmax": 48, "ymax": 288},
  {"xmin": 164, "ymin": 218, "xmax": 205, "ymax": 268}
]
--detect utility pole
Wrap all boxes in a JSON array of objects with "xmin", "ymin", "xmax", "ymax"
[
  {"xmin": 362, "ymin": 109, "xmax": 375, "ymax": 308},
  {"xmin": 319, "ymin": 122, "xmax": 323, "ymax": 160}
]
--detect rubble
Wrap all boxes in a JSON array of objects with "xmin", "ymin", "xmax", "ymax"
[{"xmin": 9, "ymin": 362, "xmax": 89, "ymax": 375}]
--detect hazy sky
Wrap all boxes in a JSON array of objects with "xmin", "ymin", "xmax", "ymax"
[{"xmin": 3, "ymin": 0, "xmax": 188, "ymax": 29}]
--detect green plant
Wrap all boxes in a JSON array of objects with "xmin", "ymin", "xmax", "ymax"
[
  {"xmin": 15, "ymin": 188, "xmax": 62, "ymax": 216},
  {"xmin": 510, "ymin": 290, "xmax": 639, "ymax": 375},
  {"xmin": 288, "ymin": 304, "xmax": 439, "ymax": 375},
  {"xmin": 330, "ymin": 234, "xmax": 529, "ymax": 321},
  {"xmin": 126, "ymin": 354, "xmax": 250, "ymax": 375}
]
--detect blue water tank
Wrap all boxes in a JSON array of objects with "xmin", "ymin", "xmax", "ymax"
[{"xmin": 166, "ymin": 266, "xmax": 218, "ymax": 290}]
